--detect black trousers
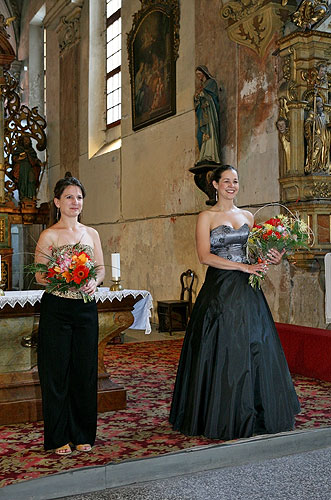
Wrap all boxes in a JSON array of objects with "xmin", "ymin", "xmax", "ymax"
[{"xmin": 38, "ymin": 293, "xmax": 98, "ymax": 450}]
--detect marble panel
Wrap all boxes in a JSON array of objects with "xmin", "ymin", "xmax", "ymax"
[{"xmin": 0, "ymin": 317, "xmax": 37, "ymax": 372}]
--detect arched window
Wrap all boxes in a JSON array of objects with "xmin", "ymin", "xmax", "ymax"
[{"xmin": 106, "ymin": 0, "xmax": 121, "ymax": 129}]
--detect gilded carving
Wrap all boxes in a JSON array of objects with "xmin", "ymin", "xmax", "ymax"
[
  {"xmin": 283, "ymin": 56, "xmax": 291, "ymax": 81},
  {"xmin": 221, "ymin": 1, "xmax": 293, "ymax": 57},
  {"xmin": 291, "ymin": 0, "xmax": 329, "ymax": 30},
  {"xmin": 1, "ymin": 71, "xmax": 47, "ymax": 201},
  {"xmin": 311, "ymin": 182, "xmax": 331, "ymax": 198},
  {"xmin": 0, "ymin": 218, "xmax": 5, "ymax": 242},
  {"xmin": 0, "ymin": 14, "xmax": 15, "ymax": 40}
]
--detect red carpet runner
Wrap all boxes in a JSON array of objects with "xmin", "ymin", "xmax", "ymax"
[{"xmin": 0, "ymin": 339, "xmax": 331, "ymax": 488}]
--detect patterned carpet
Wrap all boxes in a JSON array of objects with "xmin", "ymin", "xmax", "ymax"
[{"xmin": 1, "ymin": 339, "xmax": 331, "ymax": 488}]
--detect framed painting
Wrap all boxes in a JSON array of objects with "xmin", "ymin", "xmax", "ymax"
[{"xmin": 127, "ymin": 0, "xmax": 180, "ymax": 131}]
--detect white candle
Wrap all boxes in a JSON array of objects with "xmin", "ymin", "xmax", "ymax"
[{"xmin": 111, "ymin": 253, "xmax": 120, "ymax": 280}]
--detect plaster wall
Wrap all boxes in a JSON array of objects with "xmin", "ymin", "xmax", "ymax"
[{"xmin": 77, "ymin": 0, "xmax": 205, "ymax": 320}]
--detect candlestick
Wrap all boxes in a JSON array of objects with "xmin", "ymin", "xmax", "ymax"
[
  {"xmin": 110, "ymin": 278, "xmax": 123, "ymax": 291},
  {"xmin": 111, "ymin": 253, "xmax": 121, "ymax": 280}
]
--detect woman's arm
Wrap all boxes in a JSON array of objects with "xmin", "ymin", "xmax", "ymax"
[
  {"xmin": 34, "ymin": 230, "xmax": 53, "ymax": 285},
  {"xmin": 81, "ymin": 227, "xmax": 105, "ymax": 295},
  {"xmin": 196, "ymin": 212, "xmax": 265, "ymax": 276}
]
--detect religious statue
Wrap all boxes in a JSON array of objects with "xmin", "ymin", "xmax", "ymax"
[
  {"xmin": 194, "ymin": 65, "xmax": 221, "ymax": 165},
  {"xmin": 276, "ymin": 117, "xmax": 291, "ymax": 173},
  {"xmin": 304, "ymin": 96, "xmax": 330, "ymax": 174},
  {"xmin": 12, "ymin": 136, "xmax": 42, "ymax": 201}
]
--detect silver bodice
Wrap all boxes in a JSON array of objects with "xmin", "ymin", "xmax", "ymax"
[{"xmin": 210, "ymin": 224, "xmax": 249, "ymax": 264}]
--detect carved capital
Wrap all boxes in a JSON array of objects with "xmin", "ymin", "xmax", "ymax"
[
  {"xmin": 56, "ymin": 7, "xmax": 82, "ymax": 55},
  {"xmin": 221, "ymin": 1, "xmax": 293, "ymax": 57}
]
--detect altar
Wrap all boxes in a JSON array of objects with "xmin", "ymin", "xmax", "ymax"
[{"xmin": 0, "ymin": 289, "xmax": 153, "ymax": 424}]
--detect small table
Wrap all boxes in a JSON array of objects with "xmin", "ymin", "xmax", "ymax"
[{"xmin": 0, "ymin": 289, "xmax": 153, "ymax": 424}]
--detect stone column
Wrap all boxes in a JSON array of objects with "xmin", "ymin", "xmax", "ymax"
[
  {"xmin": 57, "ymin": 10, "xmax": 81, "ymax": 178},
  {"xmin": 29, "ymin": 24, "xmax": 44, "ymax": 111},
  {"xmin": 44, "ymin": 1, "xmax": 84, "ymax": 179}
]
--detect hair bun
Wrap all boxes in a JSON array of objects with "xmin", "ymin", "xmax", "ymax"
[{"xmin": 64, "ymin": 171, "xmax": 72, "ymax": 178}]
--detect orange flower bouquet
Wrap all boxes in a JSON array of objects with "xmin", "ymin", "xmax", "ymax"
[
  {"xmin": 26, "ymin": 243, "xmax": 98, "ymax": 302},
  {"xmin": 247, "ymin": 214, "xmax": 310, "ymax": 290}
]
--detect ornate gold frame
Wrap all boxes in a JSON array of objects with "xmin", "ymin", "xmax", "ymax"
[{"xmin": 127, "ymin": 0, "xmax": 180, "ymax": 131}]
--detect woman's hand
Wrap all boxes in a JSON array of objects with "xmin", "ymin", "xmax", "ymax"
[
  {"xmin": 267, "ymin": 248, "xmax": 285, "ymax": 265},
  {"xmin": 35, "ymin": 272, "xmax": 49, "ymax": 286},
  {"xmin": 81, "ymin": 279, "xmax": 97, "ymax": 296},
  {"xmin": 242, "ymin": 262, "xmax": 267, "ymax": 277}
]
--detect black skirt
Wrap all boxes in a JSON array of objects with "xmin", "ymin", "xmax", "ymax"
[{"xmin": 169, "ymin": 266, "xmax": 300, "ymax": 440}]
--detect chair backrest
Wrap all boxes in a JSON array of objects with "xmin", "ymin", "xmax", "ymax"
[{"xmin": 180, "ymin": 269, "xmax": 195, "ymax": 311}]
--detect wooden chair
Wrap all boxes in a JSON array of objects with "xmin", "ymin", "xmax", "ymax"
[{"xmin": 157, "ymin": 269, "xmax": 195, "ymax": 335}]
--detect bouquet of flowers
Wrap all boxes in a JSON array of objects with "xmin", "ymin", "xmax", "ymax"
[
  {"xmin": 247, "ymin": 214, "xmax": 310, "ymax": 290},
  {"xmin": 26, "ymin": 243, "xmax": 98, "ymax": 302}
]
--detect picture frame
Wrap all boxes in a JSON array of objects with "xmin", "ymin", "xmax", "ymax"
[{"xmin": 127, "ymin": 0, "xmax": 180, "ymax": 131}]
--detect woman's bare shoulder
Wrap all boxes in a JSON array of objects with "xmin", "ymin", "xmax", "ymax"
[
  {"xmin": 37, "ymin": 226, "xmax": 58, "ymax": 244},
  {"xmin": 85, "ymin": 225, "xmax": 100, "ymax": 239},
  {"xmin": 238, "ymin": 209, "xmax": 254, "ymax": 226}
]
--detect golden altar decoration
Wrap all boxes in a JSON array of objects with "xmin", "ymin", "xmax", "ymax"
[{"xmin": 276, "ymin": 29, "xmax": 331, "ymax": 269}]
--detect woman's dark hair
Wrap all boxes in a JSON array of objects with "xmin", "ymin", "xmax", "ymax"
[
  {"xmin": 211, "ymin": 165, "xmax": 238, "ymax": 183},
  {"xmin": 54, "ymin": 172, "xmax": 86, "ymax": 199}
]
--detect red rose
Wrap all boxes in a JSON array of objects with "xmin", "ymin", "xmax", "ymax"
[
  {"xmin": 73, "ymin": 265, "xmax": 89, "ymax": 284},
  {"xmin": 274, "ymin": 231, "xmax": 281, "ymax": 239},
  {"xmin": 262, "ymin": 234, "xmax": 269, "ymax": 240}
]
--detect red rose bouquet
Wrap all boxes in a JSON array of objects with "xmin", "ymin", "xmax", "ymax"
[
  {"xmin": 247, "ymin": 214, "xmax": 310, "ymax": 289},
  {"xmin": 26, "ymin": 243, "xmax": 98, "ymax": 302}
]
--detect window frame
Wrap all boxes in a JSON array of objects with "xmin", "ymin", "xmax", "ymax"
[{"xmin": 106, "ymin": 4, "xmax": 121, "ymax": 130}]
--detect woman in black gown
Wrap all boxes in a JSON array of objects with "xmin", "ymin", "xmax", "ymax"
[{"xmin": 169, "ymin": 165, "xmax": 300, "ymax": 440}]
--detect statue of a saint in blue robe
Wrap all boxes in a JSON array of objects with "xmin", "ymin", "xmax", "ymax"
[{"xmin": 194, "ymin": 65, "xmax": 221, "ymax": 165}]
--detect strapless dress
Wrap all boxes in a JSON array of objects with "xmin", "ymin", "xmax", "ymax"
[{"xmin": 169, "ymin": 224, "xmax": 300, "ymax": 440}]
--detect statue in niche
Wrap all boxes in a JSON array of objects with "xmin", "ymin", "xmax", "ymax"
[
  {"xmin": 276, "ymin": 117, "xmax": 291, "ymax": 173},
  {"xmin": 304, "ymin": 96, "xmax": 330, "ymax": 174},
  {"xmin": 194, "ymin": 65, "xmax": 221, "ymax": 165},
  {"xmin": 12, "ymin": 136, "xmax": 42, "ymax": 201}
]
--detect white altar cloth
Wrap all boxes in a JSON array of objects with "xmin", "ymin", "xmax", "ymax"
[{"xmin": 0, "ymin": 288, "xmax": 153, "ymax": 334}]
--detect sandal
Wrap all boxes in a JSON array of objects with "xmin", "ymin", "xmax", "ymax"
[
  {"xmin": 76, "ymin": 444, "xmax": 92, "ymax": 452},
  {"xmin": 55, "ymin": 444, "xmax": 72, "ymax": 455}
]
